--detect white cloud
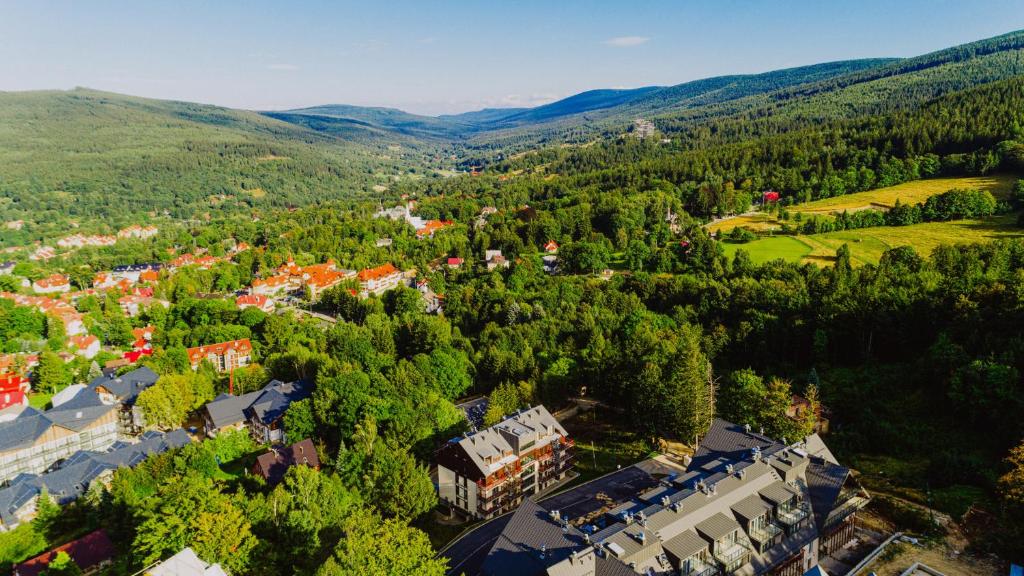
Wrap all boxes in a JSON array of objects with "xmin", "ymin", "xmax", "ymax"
[
  {"xmin": 602, "ymin": 36, "xmax": 650, "ymax": 47},
  {"xmin": 267, "ymin": 63, "xmax": 299, "ymax": 71}
]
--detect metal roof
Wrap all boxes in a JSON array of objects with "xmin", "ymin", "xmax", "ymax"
[
  {"xmin": 661, "ymin": 529, "xmax": 709, "ymax": 562},
  {"xmin": 695, "ymin": 512, "xmax": 741, "ymax": 541},
  {"xmin": 759, "ymin": 480, "xmax": 799, "ymax": 505},
  {"xmin": 731, "ymin": 493, "xmax": 772, "ymax": 520}
]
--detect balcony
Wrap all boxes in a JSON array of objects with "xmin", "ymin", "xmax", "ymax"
[
  {"xmin": 776, "ymin": 501, "xmax": 810, "ymax": 531},
  {"xmin": 826, "ymin": 493, "xmax": 869, "ymax": 528},
  {"xmin": 683, "ymin": 558, "xmax": 720, "ymax": 576},
  {"xmin": 713, "ymin": 542, "xmax": 749, "ymax": 573},
  {"xmin": 747, "ymin": 521, "xmax": 782, "ymax": 547}
]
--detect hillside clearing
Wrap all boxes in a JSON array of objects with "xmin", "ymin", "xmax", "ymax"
[
  {"xmin": 722, "ymin": 215, "xmax": 1024, "ymax": 266},
  {"xmin": 709, "ymin": 175, "xmax": 1016, "ymax": 234}
]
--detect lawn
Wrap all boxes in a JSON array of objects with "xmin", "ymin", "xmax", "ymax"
[
  {"xmin": 562, "ymin": 406, "xmax": 654, "ymax": 484},
  {"xmin": 721, "ymin": 236, "xmax": 812, "ymax": 265},
  {"xmin": 708, "ymin": 174, "xmax": 1016, "ymax": 234},
  {"xmin": 28, "ymin": 393, "xmax": 52, "ymax": 411},
  {"xmin": 722, "ymin": 215, "xmax": 1024, "ymax": 266}
]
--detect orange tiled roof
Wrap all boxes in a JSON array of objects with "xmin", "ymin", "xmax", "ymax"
[
  {"xmin": 187, "ymin": 338, "xmax": 253, "ymax": 363},
  {"xmin": 357, "ymin": 263, "xmax": 399, "ymax": 282}
]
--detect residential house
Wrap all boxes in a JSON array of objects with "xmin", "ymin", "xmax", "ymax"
[
  {"xmin": 29, "ymin": 246, "xmax": 56, "ymax": 261},
  {"xmin": 56, "ymin": 234, "xmax": 117, "ymax": 249},
  {"xmin": 478, "ymin": 419, "xmax": 869, "ymax": 576},
  {"xmin": 186, "ymin": 339, "xmax": 252, "ymax": 372},
  {"xmin": 5, "ymin": 221, "xmax": 23, "ymax": 231},
  {"xmin": 0, "ymin": 262, "xmax": 14, "ymax": 275},
  {"xmin": 485, "ymin": 250, "xmax": 509, "ymax": 270},
  {"xmin": 447, "ymin": 257, "xmax": 464, "ymax": 269},
  {"xmin": 201, "ymin": 379, "xmax": 311, "ymax": 443},
  {"xmin": 110, "ymin": 263, "xmax": 162, "ymax": 283},
  {"xmin": 142, "ymin": 547, "xmax": 229, "ymax": 576},
  {"xmin": 417, "ymin": 279, "xmax": 443, "ymax": 314},
  {"xmin": 250, "ymin": 273, "xmax": 292, "ymax": 296},
  {"xmin": 787, "ymin": 395, "xmax": 830, "ymax": 435},
  {"xmin": 544, "ymin": 240, "xmax": 559, "ymax": 253},
  {"xmin": 132, "ymin": 325, "xmax": 155, "ymax": 342},
  {"xmin": 68, "ymin": 334, "xmax": 100, "ymax": 359},
  {"xmin": 375, "ymin": 237, "xmax": 393, "ymax": 248},
  {"xmin": 252, "ymin": 438, "xmax": 320, "ymax": 486},
  {"xmin": 119, "ymin": 294, "xmax": 169, "ymax": 317},
  {"xmin": 87, "ymin": 366, "xmax": 160, "ymax": 434},
  {"xmin": 435, "ymin": 405, "xmax": 574, "ymax": 520},
  {"xmin": 117, "ymin": 224, "xmax": 159, "ymax": 239},
  {"xmin": 542, "ymin": 255, "xmax": 558, "ymax": 274},
  {"xmin": 0, "ymin": 430, "xmax": 188, "ymax": 532},
  {"xmin": 236, "ymin": 294, "xmax": 274, "ymax": 313},
  {"xmin": 357, "ymin": 263, "xmax": 404, "ymax": 297},
  {"xmin": 0, "ymin": 391, "xmax": 119, "ymax": 484},
  {"xmin": 32, "ymin": 274, "xmax": 71, "ymax": 294},
  {"xmin": 13, "ymin": 529, "xmax": 115, "ymax": 576},
  {"xmin": 416, "ymin": 219, "xmax": 454, "ymax": 239},
  {"xmin": 0, "ymin": 374, "xmax": 29, "ymax": 411}
]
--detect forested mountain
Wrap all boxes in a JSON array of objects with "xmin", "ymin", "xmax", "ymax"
[{"xmin": 0, "ymin": 89, "xmax": 443, "ymax": 239}]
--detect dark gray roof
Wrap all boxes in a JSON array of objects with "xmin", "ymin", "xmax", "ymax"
[
  {"xmin": 759, "ymin": 480, "xmax": 799, "ymax": 506},
  {"xmin": 691, "ymin": 418, "xmax": 784, "ymax": 470},
  {"xmin": 88, "ymin": 366, "xmax": 159, "ymax": 405},
  {"xmin": 806, "ymin": 459, "xmax": 850, "ymax": 528},
  {"xmin": 205, "ymin": 379, "xmax": 310, "ymax": 430},
  {"xmin": 483, "ymin": 498, "xmax": 588, "ymax": 576},
  {"xmin": 0, "ymin": 398, "xmax": 115, "ymax": 454},
  {"xmin": 204, "ymin": 390, "xmax": 262, "ymax": 429},
  {"xmin": 0, "ymin": 429, "xmax": 190, "ymax": 525},
  {"xmin": 661, "ymin": 529, "xmax": 709, "ymax": 562}
]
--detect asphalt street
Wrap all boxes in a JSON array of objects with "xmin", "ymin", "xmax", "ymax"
[{"xmin": 440, "ymin": 465, "xmax": 658, "ymax": 576}]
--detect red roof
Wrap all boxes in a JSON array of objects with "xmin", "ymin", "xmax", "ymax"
[
  {"xmin": 187, "ymin": 338, "xmax": 253, "ymax": 363},
  {"xmin": 447, "ymin": 257, "xmax": 464, "ymax": 266},
  {"xmin": 357, "ymin": 263, "xmax": 399, "ymax": 282},
  {"xmin": 14, "ymin": 530, "xmax": 115, "ymax": 576},
  {"xmin": 236, "ymin": 294, "xmax": 269, "ymax": 308}
]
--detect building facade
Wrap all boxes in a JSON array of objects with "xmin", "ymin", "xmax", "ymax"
[
  {"xmin": 436, "ymin": 405, "xmax": 575, "ymax": 520},
  {"xmin": 186, "ymin": 339, "xmax": 252, "ymax": 372}
]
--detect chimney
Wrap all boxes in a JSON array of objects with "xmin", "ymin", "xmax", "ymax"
[
  {"xmin": 584, "ymin": 533, "xmax": 591, "ymax": 544},
  {"xmin": 744, "ymin": 423, "xmax": 751, "ymax": 434}
]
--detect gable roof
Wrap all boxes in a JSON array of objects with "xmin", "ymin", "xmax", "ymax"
[
  {"xmin": 14, "ymin": 529, "xmax": 115, "ymax": 576},
  {"xmin": 145, "ymin": 547, "xmax": 229, "ymax": 576},
  {"xmin": 483, "ymin": 498, "xmax": 587, "ymax": 576},
  {"xmin": 88, "ymin": 366, "xmax": 159, "ymax": 405},
  {"xmin": 204, "ymin": 379, "xmax": 310, "ymax": 430},
  {"xmin": 254, "ymin": 438, "xmax": 319, "ymax": 485},
  {"xmin": 187, "ymin": 339, "xmax": 252, "ymax": 364}
]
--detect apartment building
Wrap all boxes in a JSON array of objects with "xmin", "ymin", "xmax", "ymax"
[
  {"xmin": 356, "ymin": 263, "xmax": 404, "ymax": 297},
  {"xmin": 0, "ymin": 392, "xmax": 119, "ymax": 484},
  {"xmin": 186, "ymin": 338, "xmax": 252, "ymax": 372},
  {"xmin": 480, "ymin": 419, "xmax": 869, "ymax": 576},
  {"xmin": 202, "ymin": 379, "xmax": 311, "ymax": 444},
  {"xmin": 436, "ymin": 405, "xmax": 575, "ymax": 520}
]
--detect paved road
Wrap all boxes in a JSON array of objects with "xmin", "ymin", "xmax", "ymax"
[{"xmin": 441, "ymin": 466, "xmax": 658, "ymax": 576}]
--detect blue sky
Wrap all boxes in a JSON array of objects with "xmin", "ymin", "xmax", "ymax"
[{"xmin": 3, "ymin": 0, "xmax": 1024, "ymax": 115}]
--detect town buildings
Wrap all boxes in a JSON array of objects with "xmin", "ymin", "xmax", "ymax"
[
  {"xmin": 357, "ymin": 263, "xmax": 404, "ymax": 297},
  {"xmin": 435, "ymin": 405, "xmax": 575, "ymax": 520},
  {"xmin": 68, "ymin": 334, "xmax": 100, "ymax": 359},
  {"xmin": 0, "ymin": 430, "xmax": 189, "ymax": 532},
  {"xmin": 201, "ymin": 379, "xmax": 311, "ymax": 444},
  {"xmin": 87, "ymin": 366, "xmax": 160, "ymax": 434},
  {"xmin": 31, "ymin": 274, "xmax": 71, "ymax": 294},
  {"xmin": 236, "ymin": 294, "xmax": 275, "ymax": 313},
  {"xmin": 186, "ymin": 339, "xmax": 252, "ymax": 372},
  {"xmin": 117, "ymin": 224, "xmax": 159, "ymax": 239},
  {"xmin": 479, "ymin": 419, "xmax": 869, "ymax": 576},
  {"xmin": 485, "ymin": 250, "xmax": 509, "ymax": 270}
]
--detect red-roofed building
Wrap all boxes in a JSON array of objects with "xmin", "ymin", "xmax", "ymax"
[
  {"xmin": 132, "ymin": 325, "xmax": 155, "ymax": 342},
  {"xmin": 357, "ymin": 263, "xmax": 403, "ymax": 297},
  {"xmin": 447, "ymin": 257, "xmax": 464, "ymax": 269},
  {"xmin": 236, "ymin": 294, "xmax": 274, "ymax": 313},
  {"xmin": 415, "ymin": 219, "xmax": 453, "ymax": 239},
  {"xmin": 32, "ymin": 274, "xmax": 71, "ymax": 295},
  {"xmin": 0, "ymin": 373, "xmax": 29, "ymax": 411},
  {"xmin": 187, "ymin": 339, "xmax": 252, "ymax": 372},
  {"xmin": 13, "ymin": 529, "xmax": 115, "ymax": 576},
  {"xmin": 763, "ymin": 191, "xmax": 780, "ymax": 203},
  {"xmin": 544, "ymin": 240, "xmax": 559, "ymax": 253},
  {"xmin": 68, "ymin": 334, "xmax": 100, "ymax": 359},
  {"xmin": 251, "ymin": 273, "xmax": 293, "ymax": 296}
]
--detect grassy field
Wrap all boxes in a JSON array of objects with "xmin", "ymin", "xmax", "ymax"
[
  {"xmin": 724, "ymin": 215, "xmax": 1024, "ymax": 266},
  {"xmin": 708, "ymin": 175, "xmax": 1016, "ymax": 234},
  {"xmin": 563, "ymin": 406, "xmax": 654, "ymax": 484},
  {"xmin": 721, "ymin": 236, "xmax": 813, "ymax": 265}
]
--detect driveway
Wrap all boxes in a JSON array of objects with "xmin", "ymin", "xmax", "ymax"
[{"xmin": 440, "ymin": 465, "xmax": 658, "ymax": 576}]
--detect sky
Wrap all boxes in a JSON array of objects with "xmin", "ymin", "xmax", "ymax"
[{"xmin": 3, "ymin": 0, "xmax": 1024, "ymax": 116}]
